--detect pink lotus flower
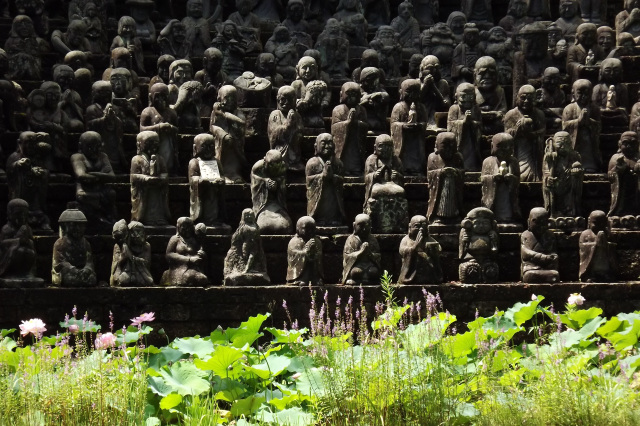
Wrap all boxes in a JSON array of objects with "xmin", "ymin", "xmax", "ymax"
[
  {"xmin": 94, "ymin": 332, "xmax": 117, "ymax": 350},
  {"xmin": 68, "ymin": 324, "xmax": 80, "ymax": 334},
  {"xmin": 131, "ymin": 312, "xmax": 155, "ymax": 327},
  {"xmin": 19, "ymin": 318, "xmax": 46, "ymax": 338}
]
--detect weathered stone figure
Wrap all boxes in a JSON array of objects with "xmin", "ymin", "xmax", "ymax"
[
  {"xmin": 172, "ymin": 80, "xmax": 204, "ymax": 133},
  {"xmin": 52, "ymin": 205, "xmax": 97, "ymax": 287},
  {"xmin": 567, "ymin": 23, "xmax": 605, "ymax": 82},
  {"xmin": 110, "ymin": 16, "xmax": 145, "ymax": 74},
  {"xmin": 314, "ymin": 18, "xmax": 350, "ymax": 82},
  {"xmin": 474, "ymin": 56, "xmax": 507, "ymax": 134},
  {"xmin": 157, "ymin": 19, "xmax": 190, "ymax": 59},
  {"xmin": 427, "ymin": 132, "xmax": 465, "ymax": 225},
  {"xmin": 481, "ymin": 133, "xmax": 521, "ymax": 224},
  {"xmin": 447, "ymin": 83, "xmax": 483, "ymax": 171},
  {"xmin": 195, "ymin": 47, "xmax": 227, "ymax": 117},
  {"xmin": 369, "ymin": 26, "xmax": 402, "ymax": 80},
  {"xmin": 251, "ymin": 150, "xmax": 293, "ymax": 234},
  {"xmin": 53, "ymin": 65, "xmax": 84, "ymax": 133},
  {"xmin": 331, "ymin": 81, "xmax": 369, "ymax": 176},
  {"xmin": 608, "ymin": 131, "xmax": 640, "ymax": 217},
  {"xmin": 390, "ymin": 1, "xmax": 420, "ymax": 55},
  {"xmin": 616, "ymin": 0, "xmax": 640, "ymax": 39},
  {"xmin": 521, "ymin": 207, "xmax": 560, "ymax": 283},
  {"xmin": 296, "ymin": 79, "xmax": 327, "ymax": 129},
  {"xmin": 28, "ymin": 82, "xmax": 69, "ymax": 173},
  {"xmin": 342, "ymin": 214, "xmax": 381, "ymax": 285},
  {"xmin": 398, "ymin": 215, "xmax": 443, "ymax": 284},
  {"xmin": 542, "ymin": 131, "xmax": 584, "ymax": 218},
  {"xmin": 554, "ymin": 0, "xmax": 583, "ymax": 41},
  {"xmin": 592, "ymin": 58, "xmax": 629, "ymax": 131},
  {"xmin": 459, "ymin": 207, "xmax": 500, "ymax": 283},
  {"xmin": 223, "ymin": 208, "xmax": 271, "ymax": 286},
  {"xmin": 110, "ymin": 219, "xmax": 154, "ymax": 287},
  {"xmin": 579, "ymin": 210, "xmax": 617, "ymax": 282},
  {"xmin": 4, "ymin": 15, "xmax": 48, "ymax": 80},
  {"xmin": 359, "ymin": 67, "xmax": 390, "ymax": 133},
  {"xmin": 420, "ymin": 23, "xmax": 456, "ymax": 82},
  {"xmin": 109, "ymin": 67, "xmax": 139, "ymax": 134},
  {"xmin": 85, "ymin": 81, "xmax": 126, "ymax": 173},
  {"xmin": 451, "ymin": 23, "xmax": 481, "ymax": 84},
  {"xmin": 512, "ymin": 23, "xmax": 553, "ymax": 101},
  {"xmin": 182, "ymin": 0, "xmax": 218, "ymax": 57},
  {"xmin": 210, "ymin": 85, "xmax": 247, "ymax": 183},
  {"xmin": 461, "ymin": 0, "xmax": 493, "ymax": 29},
  {"xmin": 140, "ymin": 83, "xmax": 179, "ymax": 174},
  {"xmin": 268, "ymin": 85, "xmax": 304, "ymax": 171},
  {"xmin": 419, "ymin": 55, "xmax": 451, "ymax": 128},
  {"xmin": 287, "ymin": 216, "xmax": 323, "ymax": 285},
  {"xmin": 306, "ymin": 133, "xmax": 346, "ymax": 227},
  {"xmin": 391, "ymin": 79, "xmax": 427, "ymax": 176},
  {"xmin": 562, "ymin": 79, "xmax": 602, "ymax": 172},
  {"xmin": 211, "ymin": 20, "xmax": 248, "ymax": 80},
  {"xmin": 161, "ymin": 217, "xmax": 210, "ymax": 287}
]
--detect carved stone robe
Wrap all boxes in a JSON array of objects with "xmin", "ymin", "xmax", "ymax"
[
  {"xmin": 504, "ymin": 106, "xmax": 546, "ymax": 181},
  {"xmin": 398, "ymin": 234, "xmax": 443, "ymax": 284},
  {"xmin": 286, "ymin": 235, "xmax": 323, "ymax": 284},
  {"xmin": 390, "ymin": 100, "xmax": 427, "ymax": 176},
  {"xmin": 341, "ymin": 233, "xmax": 380, "ymax": 284},
  {"xmin": 305, "ymin": 155, "xmax": 346, "ymax": 226},
  {"xmin": 426, "ymin": 151, "xmax": 465, "ymax": 223},
  {"xmin": 447, "ymin": 104, "xmax": 483, "ymax": 171},
  {"xmin": 562, "ymin": 102, "xmax": 602, "ymax": 172},
  {"xmin": 130, "ymin": 154, "xmax": 171, "ymax": 226},
  {"xmin": 331, "ymin": 104, "xmax": 368, "ymax": 175},
  {"xmin": 481, "ymin": 155, "xmax": 521, "ymax": 222}
]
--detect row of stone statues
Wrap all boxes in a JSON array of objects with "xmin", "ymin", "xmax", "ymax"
[{"xmin": 0, "ymin": 196, "xmax": 617, "ymax": 287}]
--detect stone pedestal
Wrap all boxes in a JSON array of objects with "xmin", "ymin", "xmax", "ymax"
[
  {"xmin": 0, "ymin": 277, "xmax": 45, "ymax": 288},
  {"xmin": 364, "ymin": 195, "xmax": 408, "ymax": 233},
  {"xmin": 144, "ymin": 225, "xmax": 176, "ymax": 235},
  {"xmin": 224, "ymin": 273, "xmax": 271, "ymax": 286},
  {"xmin": 316, "ymin": 225, "xmax": 349, "ymax": 236}
]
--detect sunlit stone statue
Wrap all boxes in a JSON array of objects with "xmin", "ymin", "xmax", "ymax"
[
  {"xmin": 251, "ymin": 150, "xmax": 293, "ymax": 234},
  {"xmin": 161, "ymin": 217, "xmax": 210, "ymax": 287},
  {"xmin": 608, "ymin": 131, "xmax": 640, "ymax": 218},
  {"xmin": 331, "ymin": 81, "xmax": 369, "ymax": 176},
  {"xmin": 223, "ymin": 208, "xmax": 271, "ymax": 286},
  {"xmin": 52, "ymin": 205, "xmax": 97, "ymax": 287},
  {"xmin": 359, "ymin": 67, "xmax": 390, "ymax": 133},
  {"xmin": 210, "ymin": 85, "xmax": 247, "ymax": 183},
  {"xmin": 481, "ymin": 133, "xmax": 521, "ymax": 226},
  {"xmin": 287, "ymin": 216, "xmax": 323, "ymax": 285},
  {"xmin": 110, "ymin": 219, "xmax": 153, "ymax": 287},
  {"xmin": 562, "ymin": 79, "xmax": 602, "ymax": 173},
  {"xmin": 398, "ymin": 215, "xmax": 443, "ymax": 284},
  {"xmin": 579, "ymin": 210, "xmax": 617, "ymax": 282},
  {"xmin": 521, "ymin": 207, "xmax": 559, "ymax": 283},
  {"xmin": 342, "ymin": 214, "xmax": 380, "ymax": 285},
  {"xmin": 391, "ymin": 78, "xmax": 427, "ymax": 176},
  {"xmin": 459, "ymin": 207, "xmax": 500, "ymax": 283},
  {"xmin": 268, "ymin": 85, "xmax": 304, "ymax": 171},
  {"xmin": 447, "ymin": 83, "xmax": 482, "ymax": 171},
  {"xmin": 427, "ymin": 132, "xmax": 465, "ymax": 226},
  {"xmin": 542, "ymin": 131, "xmax": 584, "ymax": 218}
]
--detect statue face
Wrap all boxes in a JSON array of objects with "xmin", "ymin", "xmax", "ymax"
[
  {"xmin": 237, "ymin": 0, "xmax": 252, "ymax": 15},
  {"xmin": 409, "ymin": 217, "xmax": 427, "ymax": 239},
  {"xmin": 542, "ymin": 72, "xmax": 559, "ymax": 89},
  {"xmin": 420, "ymin": 60, "xmax": 440, "ymax": 80},
  {"xmin": 65, "ymin": 222, "xmax": 86, "ymax": 240},
  {"xmin": 495, "ymin": 138, "xmax": 514, "ymax": 159},
  {"xmin": 548, "ymin": 30, "xmax": 562, "ymax": 46},
  {"xmin": 475, "ymin": 66, "xmax": 496, "ymax": 90},
  {"xmin": 457, "ymin": 88, "xmax": 475, "ymax": 110},
  {"xmin": 316, "ymin": 135, "xmax": 334, "ymax": 157},
  {"xmin": 120, "ymin": 21, "xmax": 135, "ymax": 37},
  {"xmin": 178, "ymin": 219, "xmax": 195, "ymax": 238},
  {"xmin": 601, "ymin": 61, "xmax": 622, "ymax": 83},
  {"xmin": 438, "ymin": 139, "xmax": 456, "ymax": 159},
  {"xmin": 173, "ymin": 64, "xmax": 193, "ymax": 85},
  {"xmin": 45, "ymin": 87, "xmax": 61, "ymax": 108},
  {"xmin": 15, "ymin": 18, "xmax": 34, "ymax": 38},
  {"xmin": 259, "ymin": 55, "xmax": 275, "ymax": 73},
  {"xmin": 354, "ymin": 217, "xmax": 371, "ymax": 236},
  {"xmin": 86, "ymin": 4, "xmax": 97, "ymax": 17},
  {"xmin": 598, "ymin": 31, "xmax": 614, "ymax": 51},
  {"xmin": 298, "ymin": 60, "xmax": 317, "ymax": 81},
  {"xmin": 93, "ymin": 84, "xmax": 112, "ymax": 104},
  {"xmin": 511, "ymin": 0, "xmax": 528, "ymax": 17},
  {"xmin": 463, "ymin": 30, "xmax": 479, "ymax": 46},
  {"xmin": 110, "ymin": 74, "xmax": 129, "ymax": 96},
  {"xmin": 55, "ymin": 70, "xmax": 74, "ymax": 90},
  {"xmin": 450, "ymin": 17, "xmax": 465, "ymax": 34},
  {"xmin": 553, "ymin": 134, "xmax": 570, "ymax": 153},
  {"xmin": 344, "ymin": 87, "xmax": 361, "ymax": 107},
  {"xmin": 187, "ymin": 0, "xmax": 203, "ymax": 18},
  {"xmin": 142, "ymin": 135, "xmax": 159, "ymax": 155},
  {"xmin": 67, "ymin": 27, "xmax": 85, "ymax": 46},
  {"xmin": 242, "ymin": 209, "xmax": 255, "ymax": 224},
  {"xmin": 488, "ymin": 29, "xmax": 507, "ymax": 42},
  {"xmin": 360, "ymin": 75, "xmax": 379, "ymax": 93},
  {"xmin": 517, "ymin": 89, "xmax": 535, "ymax": 113},
  {"xmin": 205, "ymin": 54, "xmax": 222, "ymax": 74},
  {"xmin": 375, "ymin": 140, "xmax": 393, "ymax": 160},
  {"xmin": 21, "ymin": 133, "xmax": 38, "ymax": 157},
  {"xmin": 172, "ymin": 24, "xmax": 186, "ymax": 44},
  {"xmin": 275, "ymin": 28, "xmax": 290, "ymax": 42},
  {"xmin": 151, "ymin": 88, "xmax": 168, "ymax": 109},
  {"xmin": 402, "ymin": 83, "xmax": 419, "ymax": 103},
  {"xmin": 219, "ymin": 89, "xmax": 237, "ymax": 111},
  {"xmin": 578, "ymin": 28, "xmax": 596, "ymax": 46},
  {"xmin": 277, "ymin": 91, "xmax": 295, "ymax": 111},
  {"xmin": 223, "ymin": 24, "xmax": 236, "ymax": 39},
  {"xmin": 572, "ymin": 83, "xmax": 591, "ymax": 106},
  {"xmin": 620, "ymin": 134, "xmax": 639, "ymax": 157},
  {"xmin": 472, "ymin": 217, "xmax": 491, "ymax": 235},
  {"xmin": 289, "ymin": 3, "xmax": 304, "ymax": 21},
  {"xmin": 297, "ymin": 219, "xmax": 315, "ymax": 239},
  {"xmin": 399, "ymin": 4, "xmax": 412, "ymax": 19},
  {"xmin": 529, "ymin": 210, "xmax": 549, "ymax": 234},
  {"xmin": 560, "ymin": 0, "xmax": 578, "ymax": 18},
  {"xmin": 198, "ymin": 138, "xmax": 215, "ymax": 159},
  {"xmin": 265, "ymin": 154, "xmax": 286, "ymax": 176},
  {"xmin": 129, "ymin": 225, "xmax": 145, "ymax": 244},
  {"xmin": 82, "ymin": 138, "xmax": 102, "ymax": 161},
  {"xmin": 9, "ymin": 207, "xmax": 28, "ymax": 228}
]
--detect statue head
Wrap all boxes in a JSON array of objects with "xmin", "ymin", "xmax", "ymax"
[
  {"xmin": 217, "ymin": 85, "xmax": 238, "ymax": 111},
  {"xmin": 236, "ymin": 0, "xmax": 253, "ymax": 16},
  {"xmin": 516, "ymin": 84, "xmax": 536, "ymax": 114},
  {"xmin": 112, "ymin": 218, "xmax": 128, "ymax": 243},
  {"xmin": 128, "ymin": 220, "xmax": 146, "ymax": 245},
  {"xmin": 193, "ymin": 133, "xmax": 215, "ymax": 160},
  {"xmin": 296, "ymin": 216, "xmax": 316, "ymax": 240},
  {"xmin": 374, "ymin": 134, "xmax": 393, "ymax": 160},
  {"xmin": 559, "ymin": 0, "xmax": 579, "ymax": 19},
  {"xmin": 221, "ymin": 20, "xmax": 240, "ymax": 39},
  {"xmin": 136, "ymin": 130, "xmax": 159, "ymax": 156},
  {"xmin": 58, "ymin": 203, "xmax": 87, "ymax": 240},
  {"xmin": 507, "ymin": 0, "xmax": 528, "ymax": 18},
  {"xmin": 176, "ymin": 217, "xmax": 195, "ymax": 239},
  {"xmin": 617, "ymin": 32, "xmax": 636, "ymax": 51},
  {"xmin": 286, "ymin": 0, "xmax": 305, "ymax": 22},
  {"xmin": 597, "ymin": 26, "xmax": 614, "ymax": 52},
  {"xmin": 264, "ymin": 149, "xmax": 286, "ymax": 177},
  {"xmin": 398, "ymin": 1, "xmax": 413, "ymax": 19},
  {"xmin": 552, "ymin": 131, "xmax": 572, "ymax": 154},
  {"xmin": 240, "ymin": 208, "xmax": 256, "ymax": 226},
  {"xmin": 360, "ymin": 49, "xmax": 380, "ymax": 68},
  {"xmin": 576, "ymin": 23, "xmax": 597, "ymax": 48},
  {"xmin": 315, "ymin": 133, "xmax": 335, "ymax": 158},
  {"xmin": 256, "ymin": 53, "xmax": 276, "ymax": 75},
  {"xmin": 91, "ymin": 80, "xmax": 112, "ymax": 105},
  {"xmin": 161, "ymin": 19, "xmax": 186, "ymax": 44},
  {"xmin": 435, "ymin": 132, "xmax": 457, "ymax": 160},
  {"xmin": 408, "ymin": 215, "xmax": 428, "ymax": 240},
  {"xmin": 375, "ymin": 25, "xmax": 396, "ymax": 43},
  {"xmin": 447, "ymin": 11, "xmax": 466, "ymax": 35},
  {"xmin": 18, "ymin": 131, "xmax": 39, "ymax": 157},
  {"xmin": 66, "ymin": 19, "xmax": 88, "ymax": 46},
  {"xmin": 420, "ymin": 55, "xmax": 441, "ymax": 81},
  {"xmin": 117, "ymin": 15, "xmax": 136, "ymax": 38},
  {"xmin": 84, "ymin": 1, "xmax": 99, "ymax": 17},
  {"xmin": 527, "ymin": 207, "xmax": 549, "ymax": 235},
  {"xmin": 186, "ymin": 0, "xmax": 204, "ymax": 18},
  {"xmin": 66, "ymin": 50, "xmax": 91, "ymax": 70},
  {"xmin": 359, "ymin": 67, "xmax": 380, "ymax": 93},
  {"xmin": 462, "ymin": 23, "xmax": 480, "ymax": 47},
  {"xmin": 491, "ymin": 133, "xmax": 514, "ymax": 160},
  {"xmin": 79, "ymin": 131, "xmax": 103, "ymax": 161},
  {"xmin": 408, "ymin": 53, "xmax": 423, "ymax": 78},
  {"xmin": 41, "ymin": 81, "xmax": 62, "ymax": 110},
  {"xmin": 588, "ymin": 210, "xmax": 608, "ymax": 233},
  {"xmin": 111, "ymin": 47, "xmax": 133, "ymax": 69},
  {"xmin": 169, "ymin": 59, "xmax": 193, "ymax": 86},
  {"xmin": 599, "ymin": 58, "xmax": 623, "ymax": 84},
  {"xmin": 487, "ymin": 26, "xmax": 508, "ymax": 43},
  {"xmin": 546, "ymin": 22, "xmax": 563, "ymax": 47},
  {"xmin": 296, "ymin": 56, "xmax": 318, "ymax": 81},
  {"xmin": 462, "ymin": 207, "xmax": 496, "ymax": 236},
  {"xmin": 53, "ymin": 65, "xmax": 75, "ymax": 92},
  {"xmin": 11, "ymin": 15, "xmax": 36, "ymax": 38},
  {"xmin": 353, "ymin": 213, "xmax": 371, "ymax": 238},
  {"xmin": 520, "ymin": 22, "xmax": 548, "ymax": 59},
  {"xmin": 455, "ymin": 82, "xmax": 476, "ymax": 111},
  {"xmin": 156, "ymin": 54, "xmax": 175, "ymax": 83},
  {"xmin": 273, "ymin": 25, "xmax": 290, "ymax": 43},
  {"xmin": 619, "ymin": 131, "xmax": 639, "ymax": 158},
  {"xmin": 474, "ymin": 56, "xmax": 497, "ymax": 91},
  {"xmin": 325, "ymin": 18, "xmax": 342, "ymax": 36},
  {"xmin": 571, "ymin": 79, "xmax": 592, "ymax": 107},
  {"xmin": 399, "ymin": 78, "xmax": 420, "ymax": 104},
  {"xmin": 203, "ymin": 47, "xmax": 223, "ymax": 75},
  {"xmin": 7, "ymin": 198, "xmax": 29, "ymax": 228},
  {"xmin": 542, "ymin": 67, "xmax": 560, "ymax": 90},
  {"xmin": 277, "ymin": 85, "xmax": 296, "ymax": 112},
  {"xmin": 110, "ymin": 67, "xmax": 132, "ymax": 97},
  {"xmin": 149, "ymin": 82, "xmax": 169, "ymax": 109}
]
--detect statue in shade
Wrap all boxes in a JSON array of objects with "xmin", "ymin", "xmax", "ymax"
[
  {"xmin": 287, "ymin": 216, "xmax": 323, "ymax": 286},
  {"xmin": 359, "ymin": 67, "xmax": 390, "ymax": 133},
  {"xmin": 51, "ymin": 205, "xmax": 97, "ymax": 287},
  {"xmin": 110, "ymin": 16, "xmax": 145, "ymax": 74},
  {"xmin": 398, "ymin": 215, "xmax": 443, "ymax": 284},
  {"xmin": 306, "ymin": 133, "xmax": 346, "ymax": 227},
  {"xmin": 314, "ymin": 18, "xmax": 350, "ymax": 83},
  {"xmin": 391, "ymin": 78, "xmax": 427, "ymax": 176},
  {"xmin": 210, "ymin": 85, "xmax": 247, "ymax": 183},
  {"xmin": 481, "ymin": 133, "xmax": 521, "ymax": 225},
  {"xmin": 616, "ymin": 0, "xmax": 640, "ymax": 38},
  {"xmin": 251, "ymin": 150, "xmax": 293, "ymax": 234},
  {"xmin": 331, "ymin": 81, "xmax": 369, "ymax": 176},
  {"xmin": 459, "ymin": 207, "xmax": 500, "ymax": 283},
  {"xmin": 562, "ymin": 79, "xmax": 602, "ymax": 173},
  {"xmin": 195, "ymin": 47, "xmax": 227, "ymax": 118},
  {"xmin": 419, "ymin": 55, "xmax": 451, "ymax": 128},
  {"xmin": 567, "ymin": 23, "xmax": 604, "ymax": 82},
  {"xmin": 543, "ymin": 131, "xmax": 584, "ymax": 218},
  {"xmin": 591, "ymin": 58, "xmax": 629, "ymax": 131},
  {"xmin": 342, "ymin": 214, "xmax": 380, "ymax": 285},
  {"xmin": 447, "ymin": 82, "xmax": 482, "ymax": 171},
  {"xmin": 223, "ymin": 208, "xmax": 271, "ymax": 286},
  {"xmin": 172, "ymin": 80, "xmax": 204, "ymax": 133},
  {"xmin": 579, "ymin": 210, "xmax": 617, "ymax": 282},
  {"xmin": 161, "ymin": 217, "xmax": 210, "ymax": 287},
  {"xmin": 521, "ymin": 207, "xmax": 560, "ymax": 283},
  {"xmin": 110, "ymin": 219, "xmax": 153, "ymax": 287},
  {"xmin": 4, "ymin": 15, "xmax": 48, "ymax": 80},
  {"xmin": 268, "ymin": 85, "xmax": 304, "ymax": 171},
  {"xmin": 427, "ymin": 132, "xmax": 465, "ymax": 226},
  {"xmin": 608, "ymin": 131, "xmax": 640, "ymax": 218}
]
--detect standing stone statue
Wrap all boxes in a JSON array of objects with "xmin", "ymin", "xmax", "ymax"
[
  {"xmin": 211, "ymin": 21, "xmax": 248, "ymax": 80},
  {"xmin": 28, "ymin": 82, "xmax": 69, "ymax": 173},
  {"xmin": 359, "ymin": 67, "xmax": 390, "ymax": 133},
  {"xmin": 369, "ymin": 26, "xmax": 402, "ymax": 80},
  {"xmin": 427, "ymin": 132, "xmax": 465, "ymax": 226},
  {"xmin": 0, "ymin": 199, "xmax": 43, "ymax": 287},
  {"xmin": 479, "ymin": 27, "xmax": 514, "ymax": 85},
  {"xmin": 364, "ymin": 134, "xmax": 408, "ymax": 233},
  {"xmin": 251, "ymin": 150, "xmax": 293, "ymax": 234},
  {"xmin": 331, "ymin": 81, "xmax": 369, "ymax": 176},
  {"xmin": 4, "ymin": 15, "xmax": 48, "ymax": 80},
  {"xmin": 554, "ymin": 0, "xmax": 584, "ymax": 42},
  {"xmin": 110, "ymin": 16, "xmax": 145, "ymax": 74},
  {"xmin": 196, "ymin": 47, "xmax": 227, "ymax": 118},
  {"xmin": 342, "ymin": 214, "xmax": 381, "ymax": 285},
  {"xmin": 287, "ymin": 216, "xmax": 323, "ymax": 286},
  {"xmin": 512, "ymin": 23, "xmax": 554, "ymax": 102},
  {"xmin": 71, "ymin": 131, "xmax": 117, "ymax": 234},
  {"xmin": 390, "ymin": 1, "xmax": 420, "ymax": 56},
  {"xmin": 562, "ymin": 79, "xmax": 602, "ymax": 173},
  {"xmin": 85, "ymin": 81, "xmax": 126, "ymax": 173},
  {"xmin": 419, "ymin": 55, "xmax": 451, "ymax": 128},
  {"xmin": 421, "ymin": 23, "xmax": 456, "ymax": 82},
  {"xmin": 398, "ymin": 215, "xmax": 443, "ymax": 284},
  {"xmin": 459, "ymin": 207, "xmax": 500, "ymax": 283},
  {"xmin": 167, "ymin": 59, "xmax": 194, "ymax": 105},
  {"xmin": 182, "ymin": 0, "xmax": 218, "ymax": 57},
  {"xmin": 521, "ymin": 207, "xmax": 560, "ymax": 283},
  {"xmin": 51, "ymin": 205, "xmax": 97, "ymax": 287},
  {"xmin": 210, "ymin": 85, "xmax": 247, "ymax": 183},
  {"xmin": 391, "ymin": 79, "xmax": 427, "ymax": 176},
  {"xmin": 172, "ymin": 80, "xmax": 204, "ymax": 133},
  {"xmin": 451, "ymin": 23, "xmax": 481, "ymax": 85},
  {"xmin": 110, "ymin": 219, "xmax": 154, "ymax": 287},
  {"xmin": 537, "ymin": 67, "xmax": 566, "ymax": 130},
  {"xmin": 130, "ymin": 131, "xmax": 172, "ymax": 227},
  {"xmin": 567, "ymin": 23, "xmax": 604, "ymax": 82},
  {"xmin": 608, "ymin": 131, "xmax": 640, "ymax": 218},
  {"xmin": 291, "ymin": 56, "xmax": 330, "ymax": 111},
  {"xmin": 314, "ymin": 18, "xmax": 350, "ymax": 83},
  {"xmin": 109, "ymin": 67, "xmax": 139, "ymax": 134},
  {"xmin": 161, "ymin": 217, "xmax": 210, "ymax": 287},
  {"xmin": 268, "ymin": 85, "xmax": 304, "ymax": 171},
  {"xmin": 306, "ymin": 133, "xmax": 346, "ymax": 228},
  {"xmin": 52, "ymin": 65, "xmax": 84, "ymax": 133},
  {"xmin": 223, "ymin": 208, "xmax": 271, "ymax": 286},
  {"xmin": 189, "ymin": 134, "xmax": 229, "ymax": 233},
  {"xmin": 542, "ymin": 131, "xmax": 584, "ymax": 218},
  {"xmin": 481, "ymin": 133, "xmax": 521, "ymax": 225},
  {"xmin": 504, "ymin": 84, "xmax": 547, "ymax": 182},
  {"xmin": 579, "ymin": 210, "xmax": 617, "ymax": 282},
  {"xmin": 447, "ymin": 83, "xmax": 483, "ymax": 171},
  {"xmin": 140, "ymin": 83, "xmax": 179, "ymax": 175},
  {"xmin": 474, "ymin": 56, "xmax": 507, "ymax": 134},
  {"xmin": 461, "ymin": 0, "xmax": 493, "ymax": 29}
]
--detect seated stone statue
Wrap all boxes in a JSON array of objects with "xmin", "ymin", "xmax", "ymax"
[
  {"xmin": 51, "ymin": 19, "xmax": 92, "ymax": 58},
  {"xmin": 140, "ymin": 83, "xmax": 179, "ymax": 175},
  {"xmin": 481, "ymin": 133, "xmax": 521, "ymax": 225},
  {"xmin": 512, "ymin": 22, "xmax": 554, "ymax": 101},
  {"xmin": 333, "ymin": 0, "xmax": 368, "ymax": 49},
  {"xmin": 562, "ymin": 79, "xmax": 602, "ymax": 172},
  {"xmin": 157, "ymin": 20, "xmax": 190, "ymax": 59},
  {"xmin": 28, "ymin": 83, "xmax": 69, "ymax": 173},
  {"xmin": 547, "ymin": 23, "xmax": 568, "ymax": 73},
  {"xmin": 521, "ymin": 207, "xmax": 560, "ymax": 283},
  {"xmin": 543, "ymin": 131, "xmax": 584, "ymax": 218},
  {"xmin": 264, "ymin": 25, "xmax": 299, "ymax": 82},
  {"xmin": 4, "ymin": 15, "xmax": 48, "ymax": 80},
  {"xmin": 537, "ymin": 67, "xmax": 567, "ymax": 130},
  {"xmin": 504, "ymin": 84, "xmax": 547, "ymax": 182},
  {"xmin": 110, "ymin": 16, "xmax": 144, "ymax": 74},
  {"xmin": 210, "ymin": 85, "xmax": 247, "ymax": 183},
  {"xmin": 608, "ymin": 131, "xmax": 640, "ymax": 218},
  {"xmin": 331, "ymin": 81, "xmax": 368, "ymax": 176},
  {"xmin": 81, "ymin": 2, "xmax": 107, "ymax": 54},
  {"xmin": 130, "ymin": 131, "xmax": 172, "ymax": 227},
  {"xmin": 0, "ymin": 199, "xmax": 42, "ymax": 287},
  {"xmin": 579, "ymin": 210, "xmax": 617, "ymax": 282},
  {"xmin": 459, "ymin": 207, "xmax": 500, "ymax": 283},
  {"xmin": 6, "ymin": 131, "xmax": 52, "ymax": 233},
  {"xmin": 391, "ymin": 79, "xmax": 427, "ymax": 176},
  {"xmin": 172, "ymin": 80, "xmax": 204, "ymax": 133},
  {"xmin": 109, "ymin": 67, "xmax": 139, "ymax": 134},
  {"xmin": 419, "ymin": 55, "xmax": 451, "ymax": 128},
  {"xmin": 71, "ymin": 131, "xmax": 117, "ymax": 233},
  {"xmin": 398, "ymin": 215, "xmax": 443, "ymax": 284},
  {"xmin": 474, "ymin": 56, "xmax": 508, "ymax": 135},
  {"xmin": 359, "ymin": 67, "xmax": 390, "ymax": 133},
  {"xmin": 314, "ymin": 18, "xmax": 350, "ymax": 83},
  {"xmin": 189, "ymin": 134, "xmax": 229, "ymax": 231},
  {"xmin": 369, "ymin": 26, "xmax": 402, "ymax": 80},
  {"xmin": 461, "ymin": 0, "xmax": 493, "ymax": 29},
  {"xmin": 342, "ymin": 213, "xmax": 380, "ymax": 285},
  {"xmin": 427, "ymin": 132, "xmax": 465, "ymax": 226},
  {"xmin": 223, "ymin": 208, "xmax": 271, "ymax": 286},
  {"xmin": 306, "ymin": 133, "xmax": 346, "ymax": 227},
  {"xmin": 286, "ymin": 216, "xmax": 323, "ymax": 285},
  {"xmin": 110, "ymin": 219, "xmax": 153, "ymax": 287},
  {"xmin": 251, "ymin": 150, "xmax": 292, "ymax": 234},
  {"xmin": 227, "ymin": 0, "xmax": 262, "ymax": 54},
  {"xmin": 390, "ymin": 1, "xmax": 420, "ymax": 56},
  {"xmin": 51, "ymin": 205, "xmax": 97, "ymax": 287},
  {"xmin": 291, "ymin": 56, "xmax": 330, "ymax": 110},
  {"xmin": 447, "ymin": 83, "xmax": 483, "ymax": 171},
  {"xmin": 161, "ymin": 217, "xmax": 210, "ymax": 287},
  {"xmin": 364, "ymin": 134, "xmax": 408, "ymax": 233},
  {"xmin": 127, "ymin": 0, "xmax": 156, "ymax": 46},
  {"xmin": 53, "ymin": 65, "xmax": 84, "ymax": 133},
  {"xmin": 282, "ymin": 0, "xmax": 313, "ymax": 57},
  {"xmin": 592, "ymin": 58, "xmax": 629, "ymax": 131},
  {"xmin": 268, "ymin": 86, "xmax": 303, "ymax": 171}
]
